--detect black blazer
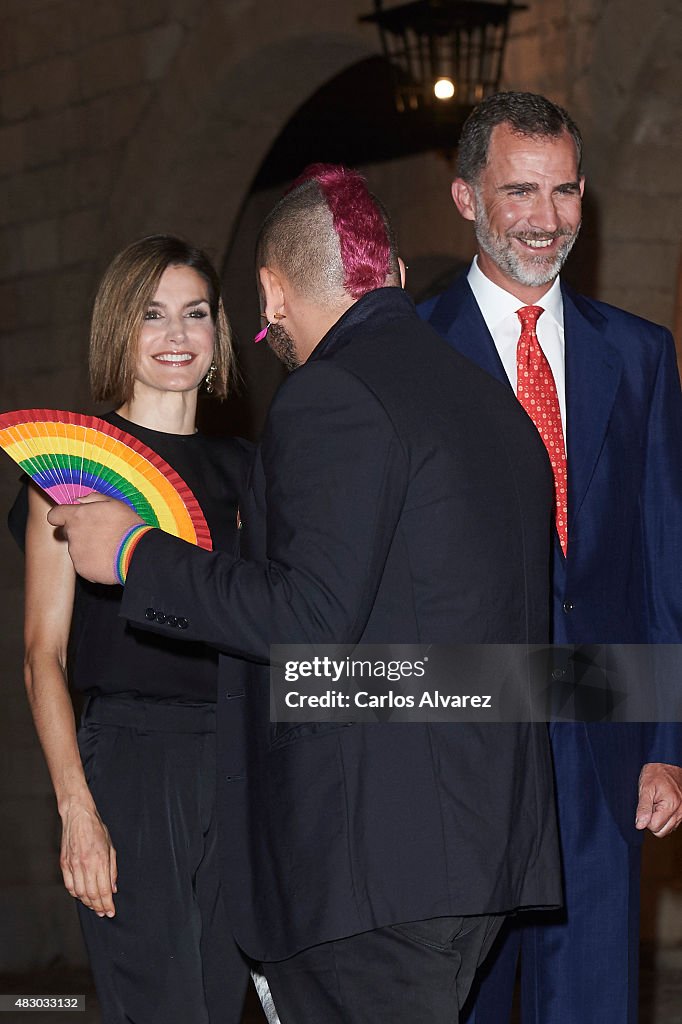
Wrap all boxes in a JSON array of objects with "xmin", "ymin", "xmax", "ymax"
[{"xmin": 121, "ymin": 287, "xmax": 562, "ymax": 959}]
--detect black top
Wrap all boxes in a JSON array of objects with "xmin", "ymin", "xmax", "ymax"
[{"xmin": 9, "ymin": 411, "xmax": 251, "ymax": 702}]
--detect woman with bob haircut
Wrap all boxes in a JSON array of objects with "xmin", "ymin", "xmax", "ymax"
[{"xmin": 12, "ymin": 235, "xmax": 252, "ymax": 1023}]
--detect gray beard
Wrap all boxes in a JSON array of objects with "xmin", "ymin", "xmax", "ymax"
[{"xmin": 474, "ymin": 196, "xmax": 580, "ymax": 288}]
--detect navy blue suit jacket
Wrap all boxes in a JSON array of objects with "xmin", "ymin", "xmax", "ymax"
[{"xmin": 420, "ymin": 274, "xmax": 682, "ymax": 836}]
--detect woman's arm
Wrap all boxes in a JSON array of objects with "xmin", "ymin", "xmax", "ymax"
[{"xmin": 24, "ymin": 484, "xmax": 117, "ymax": 917}]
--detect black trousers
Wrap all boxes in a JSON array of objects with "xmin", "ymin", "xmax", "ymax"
[
  {"xmin": 263, "ymin": 914, "xmax": 504, "ymax": 1024},
  {"xmin": 77, "ymin": 696, "xmax": 250, "ymax": 1024}
]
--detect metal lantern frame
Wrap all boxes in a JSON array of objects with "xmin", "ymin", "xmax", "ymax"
[{"xmin": 360, "ymin": 0, "xmax": 528, "ymax": 113}]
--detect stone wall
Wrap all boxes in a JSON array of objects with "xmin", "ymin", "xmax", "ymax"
[{"xmin": 0, "ymin": 0, "xmax": 679, "ymax": 970}]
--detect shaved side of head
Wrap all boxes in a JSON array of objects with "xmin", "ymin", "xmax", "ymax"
[{"xmin": 256, "ymin": 164, "xmax": 400, "ymax": 308}]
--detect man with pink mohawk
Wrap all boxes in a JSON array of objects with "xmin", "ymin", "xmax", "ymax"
[{"xmin": 50, "ymin": 164, "xmax": 561, "ymax": 1022}]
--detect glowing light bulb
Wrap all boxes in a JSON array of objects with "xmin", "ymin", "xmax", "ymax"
[{"xmin": 434, "ymin": 77, "xmax": 455, "ymax": 100}]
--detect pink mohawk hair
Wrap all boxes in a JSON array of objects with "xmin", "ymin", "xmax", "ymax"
[{"xmin": 291, "ymin": 163, "xmax": 391, "ymax": 299}]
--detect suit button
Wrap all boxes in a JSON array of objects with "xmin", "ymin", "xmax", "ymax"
[
  {"xmin": 562, "ymin": 600, "xmax": 574, "ymax": 613},
  {"xmin": 177, "ymin": 617, "xmax": 189, "ymax": 629},
  {"xmin": 155, "ymin": 612, "xmax": 167, "ymax": 624},
  {"xmin": 145, "ymin": 608, "xmax": 156, "ymax": 621},
  {"xmin": 167, "ymin": 615, "xmax": 177, "ymax": 627}
]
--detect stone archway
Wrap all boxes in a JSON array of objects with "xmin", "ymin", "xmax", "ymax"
[
  {"xmin": 103, "ymin": 13, "xmax": 377, "ymax": 262},
  {"xmin": 98, "ymin": 11, "xmax": 380, "ymax": 437}
]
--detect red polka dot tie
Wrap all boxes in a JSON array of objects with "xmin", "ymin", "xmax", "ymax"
[{"xmin": 516, "ymin": 305, "xmax": 568, "ymax": 554}]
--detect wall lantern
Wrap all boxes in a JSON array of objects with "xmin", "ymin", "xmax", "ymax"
[{"xmin": 359, "ymin": 0, "xmax": 528, "ymax": 114}]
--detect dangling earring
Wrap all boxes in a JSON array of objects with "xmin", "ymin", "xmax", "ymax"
[
  {"xmin": 254, "ymin": 311, "xmax": 286, "ymax": 344},
  {"xmin": 204, "ymin": 361, "xmax": 217, "ymax": 394}
]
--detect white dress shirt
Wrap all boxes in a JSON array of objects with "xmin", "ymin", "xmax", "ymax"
[{"xmin": 467, "ymin": 257, "xmax": 567, "ymax": 435}]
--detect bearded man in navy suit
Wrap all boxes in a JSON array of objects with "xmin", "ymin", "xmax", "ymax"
[{"xmin": 420, "ymin": 91, "xmax": 682, "ymax": 1024}]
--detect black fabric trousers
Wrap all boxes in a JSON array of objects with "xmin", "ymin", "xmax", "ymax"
[
  {"xmin": 77, "ymin": 696, "xmax": 250, "ymax": 1024},
  {"xmin": 263, "ymin": 914, "xmax": 504, "ymax": 1024}
]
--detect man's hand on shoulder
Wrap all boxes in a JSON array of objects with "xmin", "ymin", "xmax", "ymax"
[
  {"xmin": 635, "ymin": 762, "xmax": 682, "ymax": 837},
  {"xmin": 47, "ymin": 494, "xmax": 143, "ymax": 585}
]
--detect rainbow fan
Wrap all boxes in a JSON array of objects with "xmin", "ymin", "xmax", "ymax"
[{"xmin": 0, "ymin": 409, "xmax": 212, "ymax": 550}]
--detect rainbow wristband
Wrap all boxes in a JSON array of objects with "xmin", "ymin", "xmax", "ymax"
[{"xmin": 114, "ymin": 524, "xmax": 154, "ymax": 586}]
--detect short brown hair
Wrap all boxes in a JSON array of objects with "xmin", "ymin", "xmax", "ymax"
[
  {"xmin": 457, "ymin": 92, "xmax": 583, "ymax": 184},
  {"xmin": 89, "ymin": 235, "xmax": 233, "ymax": 403}
]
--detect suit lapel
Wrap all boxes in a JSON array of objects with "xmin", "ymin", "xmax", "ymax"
[
  {"xmin": 429, "ymin": 276, "xmax": 509, "ymax": 387},
  {"xmin": 562, "ymin": 285, "xmax": 622, "ymax": 530},
  {"xmin": 432, "ymin": 277, "xmax": 624, "ymax": 542}
]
